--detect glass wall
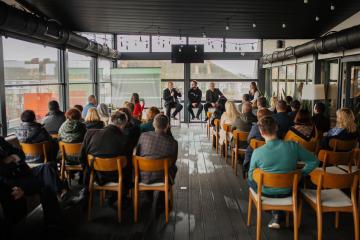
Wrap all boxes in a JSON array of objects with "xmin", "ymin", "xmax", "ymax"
[
  {"xmin": 2, "ymin": 37, "xmax": 61, "ymax": 134},
  {"xmin": 321, "ymin": 60, "xmax": 339, "ymax": 121},
  {"xmin": 98, "ymin": 58, "xmax": 112, "ymax": 104}
]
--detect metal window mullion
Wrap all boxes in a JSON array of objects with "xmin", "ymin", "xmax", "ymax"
[
  {"xmin": 58, "ymin": 48, "xmax": 66, "ymax": 111},
  {"xmin": 64, "ymin": 49, "xmax": 70, "ymax": 109},
  {"xmin": 0, "ymin": 37, "xmax": 7, "ymax": 136},
  {"xmin": 93, "ymin": 57, "xmax": 99, "ymax": 98}
]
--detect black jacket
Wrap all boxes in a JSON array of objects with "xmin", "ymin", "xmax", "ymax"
[
  {"xmin": 312, "ymin": 114, "xmax": 331, "ymax": 133},
  {"xmin": 42, "ymin": 111, "xmax": 66, "ymax": 134},
  {"xmin": 85, "ymin": 121, "xmax": 104, "ymax": 130},
  {"xmin": 15, "ymin": 122, "xmax": 50, "ymax": 144},
  {"xmin": 188, "ymin": 88, "xmax": 202, "ymax": 104},
  {"xmin": 273, "ymin": 112, "xmax": 291, "ymax": 139},
  {"xmin": 163, "ymin": 88, "xmax": 182, "ymax": 106},
  {"xmin": 206, "ymin": 88, "xmax": 224, "ymax": 104}
]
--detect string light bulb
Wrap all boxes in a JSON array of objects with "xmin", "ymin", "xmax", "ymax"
[
  {"xmin": 304, "ymin": 0, "xmax": 308, "ymax": 3},
  {"xmin": 139, "ymin": 36, "xmax": 142, "ymax": 42},
  {"xmin": 225, "ymin": 18, "xmax": 230, "ymax": 31},
  {"xmin": 202, "ymin": 31, "xmax": 206, "ymax": 38},
  {"xmin": 330, "ymin": 4, "xmax": 335, "ymax": 10},
  {"xmin": 282, "ymin": 23, "xmax": 287, "ymax": 28},
  {"xmin": 194, "ymin": 45, "xmax": 198, "ymax": 53},
  {"xmin": 252, "ymin": 23, "xmax": 257, "ymax": 28},
  {"xmin": 315, "ymin": 16, "xmax": 320, "ymax": 21},
  {"xmin": 251, "ymin": 44, "xmax": 255, "ymax": 50}
]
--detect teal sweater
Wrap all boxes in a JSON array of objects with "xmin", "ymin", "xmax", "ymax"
[
  {"xmin": 248, "ymin": 139, "xmax": 319, "ymax": 196},
  {"xmin": 140, "ymin": 120, "xmax": 154, "ymax": 133}
]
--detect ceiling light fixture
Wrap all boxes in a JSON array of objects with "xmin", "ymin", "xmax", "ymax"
[
  {"xmin": 225, "ymin": 18, "xmax": 230, "ymax": 31},
  {"xmin": 330, "ymin": 4, "xmax": 335, "ymax": 10},
  {"xmin": 304, "ymin": 0, "xmax": 308, "ymax": 3},
  {"xmin": 282, "ymin": 23, "xmax": 287, "ymax": 28},
  {"xmin": 315, "ymin": 16, "xmax": 320, "ymax": 21},
  {"xmin": 252, "ymin": 23, "xmax": 257, "ymax": 28}
]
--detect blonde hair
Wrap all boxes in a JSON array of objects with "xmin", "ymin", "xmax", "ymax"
[
  {"xmin": 85, "ymin": 107, "xmax": 101, "ymax": 122},
  {"xmin": 336, "ymin": 108, "xmax": 356, "ymax": 133},
  {"xmin": 270, "ymin": 96, "xmax": 278, "ymax": 109},
  {"xmin": 224, "ymin": 101, "xmax": 239, "ymax": 122}
]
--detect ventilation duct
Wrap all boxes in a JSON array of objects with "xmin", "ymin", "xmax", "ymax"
[
  {"xmin": 261, "ymin": 25, "xmax": 360, "ymax": 64},
  {"xmin": 0, "ymin": 1, "xmax": 120, "ymax": 60}
]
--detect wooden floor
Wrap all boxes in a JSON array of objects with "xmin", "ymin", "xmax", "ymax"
[{"xmin": 6, "ymin": 125, "xmax": 357, "ymax": 240}]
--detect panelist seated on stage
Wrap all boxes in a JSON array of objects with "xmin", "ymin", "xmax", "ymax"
[
  {"xmin": 163, "ymin": 81, "xmax": 183, "ymax": 120},
  {"xmin": 204, "ymin": 82, "xmax": 226, "ymax": 120},
  {"xmin": 187, "ymin": 80, "xmax": 203, "ymax": 120}
]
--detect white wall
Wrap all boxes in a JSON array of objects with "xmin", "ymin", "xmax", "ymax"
[{"xmin": 327, "ymin": 11, "xmax": 360, "ymax": 33}]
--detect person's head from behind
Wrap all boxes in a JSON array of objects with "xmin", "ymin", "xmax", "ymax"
[
  {"xmin": 258, "ymin": 116, "xmax": 278, "ymax": 140},
  {"xmin": 111, "ymin": 111, "xmax": 128, "ymax": 130},
  {"xmin": 153, "ymin": 113, "xmax": 169, "ymax": 133},
  {"xmin": 88, "ymin": 95, "xmax": 97, "ymax": 105},
  {"xmin": 242, "ymin": 102, "xmax": 252, "ymax": 114},
  {"xmin": 294, "ymin": 109, "xmax": 312, "ymax": 126},
  {"xmin": 257, "ymin": 108, "xmax": 273, "ymax": 122},
  {"xmin": 285, "ymin": 96, "xmax": 293, "ymax": 105},
  {"xmin": 336, "ymin": 108, "xmax": 356, "ymax": 133},
  {"xmin": 146, "ymin": 107, "xmax": 160, "ymax": 121},
  {"xmin": 242, "ymin": 94, "xmax": 250, "ymax": 102},
  {"xmin": 21, "ymin": 110, "xmax": 36, "ymax": 123},
  {"xmin": 48, "ymin": 100, "xmax": 60, "ymax": 112},
  {"xmin": 124, "ymin": 102, "xmax": 135, "ymax": 113},
  {"xmin": 314, "ymin": 102, "xmax": 326, "ymax": 115},
  {"xmin": 118, "ymin": 107, "xmax": 132, "ymax": 123},
  {"xmin": 65, "ymin": 108, "xmax": 82, "ymax": 121},
  {"xmin": 131, "ymin": 93, "xmax": 140, "ymax": 104},
  {"xmin": 167, "ymin": 81, "xmax": 174, "ymax": 89},
  {"xmin": 85, "ymin": 108, "xmax": 101, "ymax": 123},
  {"xmin": 97, "ymin": 103, "xmax": 109, "ymax": 118},
  {"xmin": 291, "ymin": 100, "xmax": 301, "ymax": 112},
  {"xmin": 191, "ymin": 80, "xmax": 198, "ymax": 89},
  {"xmin": 74, "ymin": 105, "xmax": 83, "ymax": 113},
  {"xmin": 257, "ymin": 97, "xmax": 267, "ymax": 109},
  {"xmin": 250, "ymin": 81, "xmax": 258, "ymax": 92},
  {"xmin": 270, "ymin": 96, "xmax": 278, "ymax": 109},
  {"xmin": 209, "ymin": 82, "xmax": 215, "ymax": 91},
  {"xmin": 276, "ymin": 100, "xmax": 288, "ymax": 113}
]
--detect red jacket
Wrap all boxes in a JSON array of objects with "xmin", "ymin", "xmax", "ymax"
[{"xmin": 133, "ymin": 102, "xmax": 144, "ymax": 118}]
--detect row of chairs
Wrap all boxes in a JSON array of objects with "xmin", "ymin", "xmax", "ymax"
[
  {"xmin": 206, "ymin": 114, "xmax": 360, "ymax": 240},
  {"xmin": 19, "ymin": 140, "xmax": 173, "ymax": 224}
]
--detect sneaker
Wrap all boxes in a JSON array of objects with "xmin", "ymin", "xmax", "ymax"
[
  {"xmin": 171, "ymin": 116, "xmax": 178, "ymax": 120},
  {"xmin": 268, "ymin": 215, "xmax": 281, "ymax": 229},
  {"xmin": 204, "ymin": 117, "xmax": 209, "ymax": 121},
  {"xmin": 70, "ymin": 188, "xmax": 87, "ymax": 205}
]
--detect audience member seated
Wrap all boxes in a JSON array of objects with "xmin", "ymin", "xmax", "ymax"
[
  {"xmin": 73, "ymin": 105, "xmax": 83, "ymax": 116},
  {"xmin": 243, "ymin": 109, "xmax": 272, "ymax": 177},
  {"xmin": 285, "ymin": 96, "xmax": 293, "ymax": 113},
  {"xmin": 210, "ymin": 104, "xmax": 225, "ymax": 127},
  {"xmin": 80, "ymin": 111, "xmax": 130, "ymax": 203},
  {"xmin": 84, "ymin": 108, "xmax": 104, "ymax": 130},
  {"xmin": 204, "ymin": 82, "xmax": 225, "ymax": 120},
  {"xmin": 248, "ymin": 116, "xmax": 319, "ymax": 229},
  {"xmin": 288, "ymin": 109, "xmax": 315, "ymax": 141},
  {"xmin": 268, "ymin": 96, "xmax": 278, "ymax": 114},
  {"xmin": 140, "ymin": 107, "xmax": 160, "ymax": 133},
  {"xmin": 42, "ymin": 100, "xmax": 66, "ymax": 134},
  {"xmin": 131, "ymin": 93, "xmax": 145, "ymax": 120},
  {"xmin": 236, "ymin": 94, "xmax": 251, "ymax": 113},
  {"xmin": 82, "ymin": 95, "xmax": 97, "ymax": 118},
  {"xmin": 97, "ymin": 103, "xmax": 110, "ymax": 126},
  {"xmin": 124, "ymin": 102, "xmax": 142, "ymax": 126},
  {"xmin": 219, "ymin": 101, "xmax": 239, "ymax": 145},
  {"xmin": 319, "ymin": 108, "xmax": 358, "ymax": 150},
  {"xmin": 252, "ymin": 96, "xmax": 267, "ymax": 116},
  {"xmin": 0, "ymin": 136, "xmax": 67, "ymax": 226},
  {"xmin": 312, "ymin": 102, "xmax": 331, "ymax": 133},
  {"xmin": 288, "ymin": 100, "xmax": 301, "ymax": 124},
  {"xmin": 15, "ymin": 110, "xmax": 56, "ymax": 163},
  {"xmin": 273, "ymin": 100, "xmax": 291, "ymax": 138},
  {"xmin": 59, "ymin": 108, "xmax": 87, "ymax": 143},
  {"xmin": 187, "ymin": 80, "xmax": 203, "ymax": 120},
  {"xmin": 136, "ymin": 114, "xmax": 178, "ymax": 185},
  {"xmin": 232, "ymin": 102, "xmax": 257, "ymax": 132}
]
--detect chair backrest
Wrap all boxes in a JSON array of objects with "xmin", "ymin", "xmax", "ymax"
[
  {"xmin": 353, "ymin": 148, "xmax": 360, "ymax": 166},
  {"xmin": 233, "ymin": 130, "xmax": 249, "ymax": 142},
  {"xmin": 284, "ymin": 130, "xmax": 317, "ymax": 152},
  {"xmin": 20, "ymin": 142, "xmax": 49, "ymax": 163},
  {"xmin": 59, "ymin": 141, "xmax": 82, "ymax": 156},
  {"xmin": 309, "ymin": 169, "xmax": 359, "ymax": 189},
  {"xmin": 87, "ymin": 154, "xmax": 127, "ymax": 172},
  {"xmin": 253, "ymin": 168, "xmax": 300, "ymax": 189},
  {"xmin": 329, "ymin": 139, "xmax": 357, "ymax": 152},
  {"xmin": 249, "ymin": 139, "xmax": 265, "ymax": 149},
  {"xmin": 207, "ymin": 112, "xmax": 212, "ymax": 119},
  {"xmin": 133, "ymin": 156, "xmax": 169, "ymax": 182},
  {"xmin": 317, "ymin": 149, "xmax": 352, "ymax": 167},
  {"xmin": 222, "ymin": 124, "xmax": 232, "ymax": 132},
  {"xmin": 214, "ymin": 119, "xmax": 220, "ymax": 129}
]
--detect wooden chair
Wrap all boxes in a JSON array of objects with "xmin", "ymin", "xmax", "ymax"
[
  {"xmin": 301, "ymin": 169, "xmax": 359, "ymax": 240},
  {"xmin": 231, "ymin": 130, "xmax": 249, "ymax": 176},
  {"xmin": 133, "ymin": 155, "xmax": 173, "ymax": 224},
  {"xmin": 87, "ymin": 154, "xmax": 127, "ymax": 223},
  {"xmin": 249, "ymin": 139, "xmax": 266, "ymax": 150},
  {"xmin": 317, "ymin": 149, "xmax": 356, "ymax": 174},
  {"xmin": 206, "ymin": 112, "xmax": 213, "ymax": 139},
  {"xmin": 329, "ymin": 139, "xmax": 357, "ymax": 152},
  {"xmin": 220, "ymin": 123, "xmax": 232, "ymax": 162},
  {"xmin": 20, "ymin": 142, "xmax": 49, "ymax": 168},
  {"xmin": 59, "ymin": 141, "xmax": 83, "ymax": 184},
  {"xmin": 212, "ymin": 119, "xmax": 220, "ymax": 153},
  {"xmin": 247, "ymin": 169, "xmax": 301, "ymax": 240},
  {"xmin": 284, "ymin": 130, "xmax": 317, "ymax": 153}
]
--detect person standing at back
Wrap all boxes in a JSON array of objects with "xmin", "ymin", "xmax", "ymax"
[
  {"xmin": 163, "ymin": 81, "xmax": 183, "ymax": 120},
  {"xmin": 204, "ymin": 82, "xmax": 225, "ymax": 120},
  {"xmin": 249, "ymin": 81, "xmax": 260, "ymax": 103},
  {"xmin": 82, "ymin": 95, "xmax": 97, "ymax": 118},
  {"xmin": 131, "ymin": 93, "xmax": 145, "ymax": 120},
  {"xmin": 187, "ymin": 80, "xmax": 203, "ymax": 120}
]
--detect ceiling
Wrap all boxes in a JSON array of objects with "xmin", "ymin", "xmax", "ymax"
[{"xmin": 17, "ymin": 0, "xmax": 360, "ymax": 39}]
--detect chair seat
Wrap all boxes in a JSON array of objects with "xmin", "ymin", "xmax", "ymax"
[
  {"xmin": 337, "ymin": 165, "xmax": 359, "ymax": 173},
  {"xmin": 232, "ymin": 148, "xmax": 246, "ymax": 153},
  {"xmin": 317, "ymin": 166, "xmax": 348, "ymax": 174},
  {"xmin": 139, "ymin": 182, "xmax": 165, "ymax": 187},
  {"xmin": 28, "ymin": 163, "xmax": 43, "ymax": 168},
  {"xmin": 94, "ymin": 181, "xmax": 119, "ymax": 187},
  {"xmin": 302, "ymin": 189, "xmax": 352, "ymax": 207},
  {"xmin": 249, "ymin": 188, "xmax": 293, "ymax": 206}
]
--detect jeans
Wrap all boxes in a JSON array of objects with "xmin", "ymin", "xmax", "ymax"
[{"xmin": 187, "ymin": 103, "xmax": 203, "ymax": 118}]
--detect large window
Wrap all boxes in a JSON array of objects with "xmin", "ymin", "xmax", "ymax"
[
  {"xmin": 98, "ymin": 58, "xmax": 112, "ymax": 104},
  {"xmin": 194, "ymin": 81, "xmax": 251, "ymax": 101},
  {"xmin": 67, "ymin": 51, "xmax": 94, "ymax": 106},
  {"xmin": 3, "ymin": 37, "xmax": 61, "ymax": 134},
  {"xmin": 271, "ymin": 67, "xmax": 279, "ymax": 97}
]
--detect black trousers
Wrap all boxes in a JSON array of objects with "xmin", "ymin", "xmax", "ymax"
[
  {"xmin": 0, "ymin": 164, "xmax": 62, "ymax": 225},
  {"xmin": 187, "ymin": 103, "xmax": 203, "ymax": 118},
  {"xmin": 204, "ymin": 102, "xmax": 214, "ymax": 115},
  {"xmin": 165, "ymin": 102, "xmax": 183, "ymax": 119}
]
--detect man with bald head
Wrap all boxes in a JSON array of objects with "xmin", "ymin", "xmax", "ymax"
[
  {"xmin": 204, "ymin": 82, "xmax": 225, "ymax": 120},
  {"xmin": 82, "ymin": 95, "xmax": 97, "ymax": 118}
]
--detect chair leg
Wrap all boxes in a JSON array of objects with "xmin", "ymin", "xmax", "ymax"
[
  {"xmin": 225, "ymin": 142, "xmax": 228, "ymax": 163},
  {"xmin": 298, "ymin": 199, "xmax": 303, "ymax": 229},
  {"xmin": 286, "ymin": 212, "xmax": 290, "ymax": 228},
  {"xmin": 87, "ymin": 189, "xmax": 93, "ymax": 222},
  {"xmin": 234, "ymin": 154, "xmax": 238, "ymax": 176},
  {"xmin": 99, "ymin": 190, "xmax": 104, "ymax": 207},
  {"xmin": 118, "ymin": 186, "xmax": 122, "ymax": 223},
  {"xmin": 316, "ymin": 208, "xmax": 323, "ymax": 240},
  {"xmin": 247, "ymin": 195, "xmax": 253, "ymax": 226},
  {"xmin": 293, "ymin": 205, "xmax": 299, "ymax": 240},
  {"xmin": 134, "ymin": 186, "xmax": 139, "ymax": 223},
  {"xmin": 353, "ymin": 205, "xmax": 359, "ymax": 240},
  {"xmin": 256, "ymin": 206, "xmax": 262, "ymax": 240},
  {"xmin": 335, "ymin": 212, "xmax": 340, "ymax": 229},
  {"xmin": 165, "ymin": 189, "xmax": 169, "ymax": 224}
]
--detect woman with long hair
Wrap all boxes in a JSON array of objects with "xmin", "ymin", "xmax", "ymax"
[
  {"xmin": 249, "ymin": 81, "xmax": 260, "ymax": 103},
  {"xmin": 219, "ymin": 101, "xmax": 240, "ymax": 145},
  {"xmin": 97, "ymin": 103, "xmax": 110, "ymax": 126},
  {"xmin": 131, "ymin": 93, "xmax": 145, "ymax": 120},
  {"xmin": 84, "ymin": 108, "xmax": 104, "ymax": 130}
]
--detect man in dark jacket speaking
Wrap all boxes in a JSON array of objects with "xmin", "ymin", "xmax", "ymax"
[
  {"xmin": 187, "ymin": 80, "xmax": 203, "ymax": 120},
  {"xmin": 163, "ymin": 81, "xmax": 183, "ymax": 120}
]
